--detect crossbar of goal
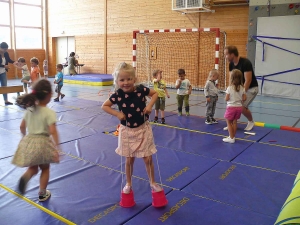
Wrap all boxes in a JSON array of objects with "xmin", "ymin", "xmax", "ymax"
[{"xmin": 132, "ymin": 28, "xmax": 226, "ymax": 90}]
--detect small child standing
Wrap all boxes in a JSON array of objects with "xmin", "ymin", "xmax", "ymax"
[
  {"xmin": 204, "ymin": 69, "xmax": 219, "ymax": 124},
  {"xmin": 152, "ymin": 70, "xmax": 170, "ymax": 124},
  {"xmin": 102, "ymin": 62, "xmax": 163, "ymax": 194},
  {"xmin": 13, "ymin": 57, "xmax": 30, "ymax": 94},
  {"xmin": 175, "ymin": 69, "xmax": 192, "ymax": 116},
  {"xmin": 223, "ymin": 69, "xmax": 247, "ymax": 144},
  {"xmin": 30, "ymin": 57, "xmax": 40, "ymax": 84},
  {"xmin": 43, "ymin": 60, "xmax": 48, "ymax": 79},
  {"xmin": 53, "ymin": 64, "xmax": 65, "ymax": 102},
  {"xmin": 12, "ymin": 79, "xmax": 60, "ymax": 201}
]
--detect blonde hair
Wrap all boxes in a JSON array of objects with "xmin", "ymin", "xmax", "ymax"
[
  {"xmin": 112, "ymin": 62, "xmax": 136, "ymax": 89},
  {"xmin": 207, "ymin": 69, "xmax": 219, "ymax": 81},
  {"xmin": 230, "ymin": 69, "xmax": 244, "ymax": 92},
  {"xmin": 152, "ymin": 69, "xmax": 162, "ymax": 77}
]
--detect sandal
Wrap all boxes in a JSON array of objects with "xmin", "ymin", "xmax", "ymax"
[
  {"xmin": 122, "ymin": 185, "xmax": 132, "ymax": 194},
  {"xmin": 150, "ymin": 183, "xmax": 163, "ymax": 192}
]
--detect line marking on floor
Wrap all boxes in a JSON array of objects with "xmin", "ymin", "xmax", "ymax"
[
  {"xmin": 151, "ymin": 122, "xmax": 255, "ymax": 142},
  {"xmin": 60, "ymin": 151, "xmax": 176, "ymax": 191},
  {"xmin": 259, "ymin": 141, "xmax": 300, "ymax": 151},
  {"xmin": 0, "ymin": 184, "xmax": 76, "ymax": 225},
  {"xmin": 231, "ymin": 162, "xmax": 297, "ymax": 176}
]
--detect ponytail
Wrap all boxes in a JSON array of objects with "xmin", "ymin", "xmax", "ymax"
[{"xmin": 16, "ymin": 93, "xmax": 37, "ymax": 109}]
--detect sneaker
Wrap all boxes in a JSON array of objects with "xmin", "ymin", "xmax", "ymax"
[
  {"xmin": 54, "ymin": 98, "xmax": 59, "ymax": 102},
  {"xmin": 5, "ymin": 101, "xmax": 13, "ymax": 105},
  {"xmin": 223, "ymin": 127, "xmax": 228, "ymax": 130},
  {"xmin": 222, "ymin": 137, "xmax": 235, "ymax": 143},
  {"xmin": 186, "ymin": 112, "xmax": 190, "ymax": 116},
  {"xmin": 161, "ymin": 118, "xmax": 165, "ymax": 124},
  {"xmin": 244, "ymin": 121, "xmax": 254, "ymax": 131},
  {"xmin": 205, "ymin": 117, "xmax": 212, "ymax": 125},
  {"xmin": 39, "ymin": 190, "xmax": 51, "ymax": 202},
  {"xmin": 150, "ymin": 183, "xmax": 163, "ymax": 192},
  {"xmin": 178, "ymin": 112, "xmax": 182, "ymax": 116},
  {"xmin": 211, "ymin": 118, "xmax": 218, "ymax": 124},
  {"xmin": 61, "ymin": 94, "xmax": 65, "ymax": 100},
  {"xmin": 18, "ymin": 176, "xmax": 28, "ymax": 195},
  {"xmin": 122, "ymin": 185, "xmax": 131, "ymax": 194},
  {"xmin": 153, "ymin": 116, "xmax": 158, "ymax": 123}
]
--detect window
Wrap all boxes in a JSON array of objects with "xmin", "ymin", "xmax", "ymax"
[
  {"xmin": 0, "ymin": 2, "xmax": 10, "ymax": 25},
  {"xmin": 14, "ymin": 1, "xmax": 42, "ymax": 49},
  {"xmin": 15, "ymin": 28, "xmax": 42, "ymax": 49},
  {"xmin": 14, "ymin": 0, "xmax": 41, "ymax": 5},
  {"xmin": 2, "ymin": 0, "xmax": 43, "ymax": 49},
  {"xmin": 14, "ymin": 4, "xmax": 41, "ymax": 27},
  {"xmin": 0, "ymin": 27, "xmax": 11, "ymax": 47}
]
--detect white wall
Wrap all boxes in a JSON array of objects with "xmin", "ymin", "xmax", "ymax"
[
  {"xmin": 255, "ymin": 15, "xmax": 300, "ymax": 98},
  {"xmin": 56, "ymin": 36, "xmax": 75, "ymax": 74}
]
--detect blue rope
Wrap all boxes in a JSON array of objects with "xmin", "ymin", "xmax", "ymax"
[
  {"xmin": 254, "ymin": 35, "xmax": 300, "ymax": 41},
  {"xmin": 252, "ymin": 35, "xmax": 300, "ymax": 93}
]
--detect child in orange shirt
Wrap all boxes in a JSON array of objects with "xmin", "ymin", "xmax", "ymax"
[{"xmin": 30, "ymin": 57, "xmax": 40, "ymax": 84}]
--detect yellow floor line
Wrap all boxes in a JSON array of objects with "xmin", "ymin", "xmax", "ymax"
[
  {"xmin": 259, "ymin": 141, "xmax": 300, "ymax": 150},
  {"xmin": 0, "ymin": 184, "xmax": 76, "ymax": 225},
  {"xmin": 151, "ymin": 122, "xmax": 255, "ymax": 142},
  {"xmin": 60, "ymin": 152, "xmax": 175, "ymax": 190},
  {"xmin": 232, "ymin": 162, "xmax": 297, "ymax": 176}
]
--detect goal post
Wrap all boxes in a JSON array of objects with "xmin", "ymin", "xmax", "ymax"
[{"xmin": 133, "ymin": 28, "xmax": 226, "ymax": 90}]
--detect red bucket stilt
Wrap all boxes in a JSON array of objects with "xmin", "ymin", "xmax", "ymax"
[
  {"xmin": 152, "ymin": 189, "xmax": 168, "ymax": 207},
  {"xmin": 120, "ymin": 190, "xmax": 136, "ymax": 208}
]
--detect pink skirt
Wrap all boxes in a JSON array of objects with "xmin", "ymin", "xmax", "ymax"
[{"xmin": 116, "ymin": 121, "xmax": 157, "ymax": 158}]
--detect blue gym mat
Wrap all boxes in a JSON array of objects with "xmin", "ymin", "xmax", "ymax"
[
  {"xmin": 163, "ymin": 113, "xmax": 272, "ymax": 142},
  {"xmin": 0, "ymin": 189, "xmax": 64, "ymax": 225},
  {"xmin": 1, "ymin": 154, "xmax": 173, "ymax": 224},
  {"xmin": 61, "ymin": 133, "xmax": 220, "ymax": 190},
  {"xmin": 124, "ymin": 190, "xmax": 276, "ymax": 225},
  {"xmin": 64, "ymin": 74, "xmax": 113, "ymax": 82},
  {"xmin": 56, "ymin": 122, "xmax": 97, "ymax": 144},
  {"xmin": 70, "ymin": 114, "xmax": 119, "ymax": 131},
  {"xmin": 233, "ymin": 143, "xmax": 300, "ymax": 175},
  {"xmin": 151, "ymin": 125, "xmax": 254, "ymax": 161},
  {"xmin": 47, "ymin": 98, "xmax": 100, "ymax": 113},
  {"xmin": 260, "ymin": 129, "xmax": 300, "ymax": 149},
  {"xmin": 182, "ymin": 161, "xmax": 295, "ymax": 217},
  {"xmin": 0, "ymin": 106, "xmax": 24, "ymax": 122},
  {"xmin": 0, "ymin": 130, "xmax": 21, "ymax": 159}
]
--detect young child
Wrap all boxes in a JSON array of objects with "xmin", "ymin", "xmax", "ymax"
[
  {"xmin": 175, "ymin": 69, "xmax": 192, "ymax": 116},
  {"xmin": 13, "ymin": 57, "xmax": 30, "ymax": 94},
  {"xmin": 101, "ymin": 62, "xmax": 163, "ymax": 194},
  {"xmin": 53, "ymin": 64, "xmax": 65, "ymax": 102},
  {"xmin": 30, "ymin": 57, "xmax": 40, "ymax": 84},
  {"xmin": 223, "ymin": 69, "xmax": 247, "ymax": 144},
  {"xmin": 204, "ymin": 69, "xmax": 219, "ymax": 124},
  {"xmin": 12, "ymin": 79, "xmax": 60, "ymax": 201},
  {"xmin": 152, "ymin": 70, "xmax": 170, "ymax": 124},
  {"xmin": 43, "ymin": 60, "xmax": 48, "ymax": 79}
]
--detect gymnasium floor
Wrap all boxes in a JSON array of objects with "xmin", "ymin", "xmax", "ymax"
[{"xmin": 1, "ymin": 79, "xmax": 300, "ymax": 225}]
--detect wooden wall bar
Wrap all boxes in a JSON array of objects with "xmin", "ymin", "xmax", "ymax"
[{"xmin": 47, "ymin": 0, "xmax": 249, "ymax": 79}]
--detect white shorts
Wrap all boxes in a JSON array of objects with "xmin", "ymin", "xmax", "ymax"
[{"xmin": 243, "ymin": 87, "xmax": 258, "ymax": 108}]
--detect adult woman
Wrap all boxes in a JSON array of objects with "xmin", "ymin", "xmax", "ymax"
[
  {"xmin": 0, "ymin": 42, "xmax": 15, "ymax": 105},
  {"xmin": 67, "ymin": 52, "xmax": 77, "ymax": 76}
]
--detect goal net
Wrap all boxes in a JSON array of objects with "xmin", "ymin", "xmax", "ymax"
[{"xmin": 133, "ymin": 28, "xmax": 226, "ymax": 90}]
